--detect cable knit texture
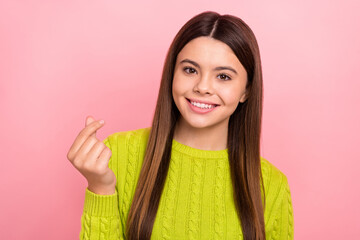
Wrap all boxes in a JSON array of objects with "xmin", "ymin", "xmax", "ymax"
[{"xmin": 79, "ymin": 127, "xmax": 294, "ymax": 239}]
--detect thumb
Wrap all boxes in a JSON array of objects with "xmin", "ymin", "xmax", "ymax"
[
  {"xmin": 85, "ymin": 115, "xmax": 99, "ymax": 138},
  {"xmin": 86, "ymin": 115, "xmax": 95, "ymax": 126}
]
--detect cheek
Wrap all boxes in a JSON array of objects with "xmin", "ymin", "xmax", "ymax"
[
  {"xmin": 172, "ymin": 77, "xmax": 181, "ymax": 96},
  {"xmin": 220, "ymin": 86, "xmax": 242, "ymax": 104},
  {"xmin": 172, "ymin": 75, "xmax": 190, "ymax": 95}
]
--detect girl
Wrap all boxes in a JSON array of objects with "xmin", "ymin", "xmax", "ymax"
[{"xmin": 67, "ymin": 11, "xmax": 294, "ymax": 240}]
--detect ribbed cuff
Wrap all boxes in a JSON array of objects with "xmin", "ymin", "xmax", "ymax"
[{"xmin": 83, "ymin": 187, "xmax": 119, "ymax": 217}]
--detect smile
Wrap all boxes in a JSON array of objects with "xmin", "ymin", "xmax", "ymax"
[{"xmin": 186, "ymin": 98, "xmax": 219, "ymax": 114}]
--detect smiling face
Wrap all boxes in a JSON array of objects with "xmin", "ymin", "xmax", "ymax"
[{"xmin": 172, "ymin": 36, "xmax": 248, "ymax": 132}]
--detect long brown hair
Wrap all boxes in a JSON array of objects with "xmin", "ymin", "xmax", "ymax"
[{"xmin": 127, "ymin": 11, "xmax": 266, "ymax": 240}]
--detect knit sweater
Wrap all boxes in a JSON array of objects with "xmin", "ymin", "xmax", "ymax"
[{"xmin": 79, "ymin": 127, "xmax": 294, "ymax": 240}]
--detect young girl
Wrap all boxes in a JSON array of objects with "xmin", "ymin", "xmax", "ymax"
[{"xmin": 67, "ymin": 11, "xmax": 294, "ymax": 240}]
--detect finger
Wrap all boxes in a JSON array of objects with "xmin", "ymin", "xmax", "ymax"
[
  {"xmin": 81, "ymin": 139, "xmax": 106, "ymax": 167},
  {"xmin": 95, "ymin": 145, "xmax": 112, "ymax": 172},
  {"xmin": 86, "ymin": 116, "xmax": 98, "ymax": 138},
  {"xmin": 86, "ymin": 115, "xmax": 94, "ymax": 126},
  {"xmin": 67, "ymin": 119, "xmax": 104, "ymax": 161},
  {"xmin": 73, "ymin": 137, "xmax": 99, "ymax": 165}
]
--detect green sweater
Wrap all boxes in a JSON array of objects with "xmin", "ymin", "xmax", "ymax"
[{"xmin": 79, "ymin": 127, "xmax": 294, "ymax": 239}]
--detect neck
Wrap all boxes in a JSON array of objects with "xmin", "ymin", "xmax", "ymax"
[{"xmin": 173, "ymin": 117, "xmax": 228, "ymax": 151}]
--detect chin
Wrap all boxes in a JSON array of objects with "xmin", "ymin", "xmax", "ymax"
[{"xmin": 186, "ymin": 119, "xmax": 217, "ymax": 130}]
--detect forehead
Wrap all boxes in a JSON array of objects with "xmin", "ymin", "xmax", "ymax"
[{"xmin": 176, "ymin": 36, "xmax": 242, "ymax": 68}]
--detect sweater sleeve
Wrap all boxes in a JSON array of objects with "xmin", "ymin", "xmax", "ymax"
[
  {"xmin": 79, "ymin": 137, "xmax": 125, "ymax": 240},
  {"xmin": 265, "ymin": 171, "xmax": 294, "ymax": 240}
]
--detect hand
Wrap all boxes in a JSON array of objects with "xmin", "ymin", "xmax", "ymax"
[{"xmin": 67, "ymin": 116, "xmax": 116, "ymax": 195}]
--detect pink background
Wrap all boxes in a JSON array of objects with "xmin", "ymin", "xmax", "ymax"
[{"xmin": 1, "ymin": 0, "xmax": 359, "ymax": 239}]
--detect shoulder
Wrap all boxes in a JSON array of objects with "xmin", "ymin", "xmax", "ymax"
[
  {"xmin": 101, "ymin": 126, "xmax": 151, "ymax": 181},
  {"xmin": 102, "ymin": 127, "xmax": 151, "ymax": 207},
  {"xmin": 260, "ymin": 156, "xmax": 292, "ymax": 217},
  {"xmin": 260, "ymin": 156, "xmax": 289, "ymax": 190},
  {"xmin": 103, "ymin": 126, "xmax": 151, "ymax": 152},
  {"xmin": 260, "ymin": 157, "xmax": 294, "ymax": 238},
  {"xmin": 260, "ymin": 156, "xmax": 291, "ymax": 209},
  {"xmin": 260, "ymin": 157, "xmax": 286, "ymax": 180}
]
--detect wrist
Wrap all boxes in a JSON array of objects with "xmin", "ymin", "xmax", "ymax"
[{"xmin": 87, "ymin": 184, "xmax": 116, "ymax": 195}]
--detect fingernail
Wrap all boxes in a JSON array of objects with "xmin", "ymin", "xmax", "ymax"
[{"xmin": 99, "ymin": 120, "xmax": 104, "ymax": 124}]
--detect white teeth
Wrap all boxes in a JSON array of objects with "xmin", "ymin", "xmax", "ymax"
[{"xmin": 190, "ymin": 101, "xmax": 215, "ymax": 109}]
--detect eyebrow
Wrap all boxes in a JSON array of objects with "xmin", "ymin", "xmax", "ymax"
[{"xmin": 179, "ymin": 58, "xmax": 238, "ymax": 75}]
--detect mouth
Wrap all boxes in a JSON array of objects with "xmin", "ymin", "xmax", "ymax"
[
  {"xmin": 185, "ymin": 97, "xmax": 219, "ymax": 113},
  {"xmin": 185, "ymin": 98, "xmax": 220, "ymax": 107}
]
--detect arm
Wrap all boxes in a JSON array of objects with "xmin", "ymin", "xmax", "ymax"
[
  {"xmin": 265, "ymin": 172, "xmax": 294, "ymax": 240},
  {"xmin": 79, "ymin": 188, "xmax": 124, "ymax": 240},
  {"xmin": 79, "ymin": 137, "xmax": 125, "ymax": 240}
]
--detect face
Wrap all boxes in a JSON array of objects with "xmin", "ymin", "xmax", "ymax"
[{"xmin": 172, "ymin": 36, "xmax": 248, "ymax": 131}]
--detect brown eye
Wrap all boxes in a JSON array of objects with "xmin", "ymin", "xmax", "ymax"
[
  {"xmin": 183, "ymin": 67, "xmax": 197, "ymax": 74},
  {"xmin": 218, "ymin": 73, "xmax": 231, "ymax": 81}
]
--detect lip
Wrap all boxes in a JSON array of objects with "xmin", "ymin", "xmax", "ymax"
[
  {"xmin": 186, "ymin": 98, "xmax": 219, "ymax": 106},
  {"xmin": 186, "ymin": 98, "xmax": 218, "ymax": 114}
]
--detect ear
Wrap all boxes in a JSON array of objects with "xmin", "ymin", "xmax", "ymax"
[{"xmin": 239, "ymin": 90, "xmax": 248, "ymax": 103}]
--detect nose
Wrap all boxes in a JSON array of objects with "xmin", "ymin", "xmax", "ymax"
[{"xmin": 193, "ymin": 73, "xmax": 214, "ymax": 95}]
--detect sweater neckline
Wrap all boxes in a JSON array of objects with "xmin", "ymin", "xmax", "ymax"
[{"xmin": 172, "ymin": 138, "xmax": 228, "ymax": 159}]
